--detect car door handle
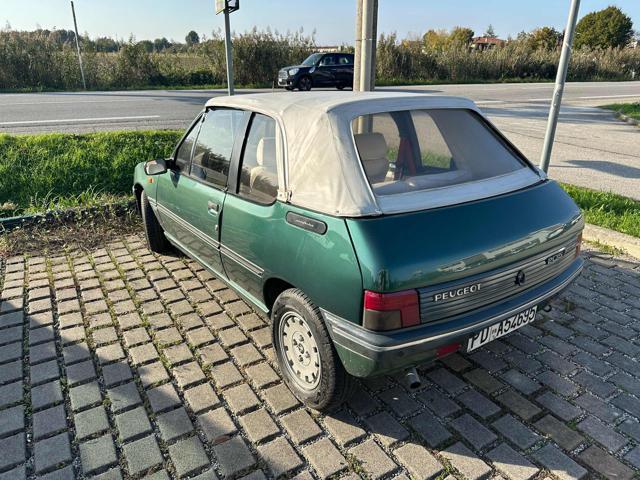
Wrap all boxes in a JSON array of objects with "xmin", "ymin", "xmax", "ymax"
[{"xmin": 207, "ymin": 201, "xmax": 220, "ymax": 215}]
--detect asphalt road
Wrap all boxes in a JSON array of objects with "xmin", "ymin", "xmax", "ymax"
[{"xmin": 1, "ymin": 81, "xmax": 639, "ymax": 199}]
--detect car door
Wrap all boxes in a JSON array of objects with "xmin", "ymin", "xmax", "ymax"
[
  {"xmin": 314, "ymin": 54, "xmax": 337, "ymax": 86},
  {"xmin": 220, "ymin": 112, "xmax": 282, "ymax": 301},
  {"xmin": 336, "ymin": 54, "xmax": 354, "ymax": 86},
  {"xmin": 156, "ymin": 108, "xmax": 246, "ymax": 277}
]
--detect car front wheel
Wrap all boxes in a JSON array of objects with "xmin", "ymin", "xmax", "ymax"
[
  {"xmin": 140, "ymin": 191, "xmax": 171, "ymax": 253},
  {"xmin": 272, "ymin": 288, "xmax": 353, "ymax": 411},
  {"xmin": 297, "ymin": 76, "xmax": 312, "ymax": 91}
]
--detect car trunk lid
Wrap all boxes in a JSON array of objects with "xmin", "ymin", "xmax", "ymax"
[{"xmin": 346, "ymin": 180, "xmax": 583, "ymax": 324}]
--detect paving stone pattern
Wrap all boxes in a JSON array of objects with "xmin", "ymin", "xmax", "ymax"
[{"xmin": 1, "ymin": 237, "xmax": 639, "ymax": 479}]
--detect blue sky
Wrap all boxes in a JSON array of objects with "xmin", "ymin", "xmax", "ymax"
[{"xmin": 3, "ymin": 0, "xmax": 639, "ymax": 45}]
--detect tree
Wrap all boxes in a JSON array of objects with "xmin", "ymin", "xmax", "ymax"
[
  {"xmin": 574, "ymin": 6, "xmax": 633, "ymax": 49},
  {"xmin": 138, "ymin": 40, "xmax": 154, "ymax": 53},
  {"xmin": 484, "ymin": 24, "xmax": 496, "ymax": 38},
  {"xmin": 185, "ymin": 30, "xmax": 200, "ymax": 46},
  {"xmin": 95, "ymin": 36, "xmax": 120, "ymax": 52},
  {"xmin": 449, "ymin": 27, "xmax": 474, "ymax": 47},
  {"xmin": 528, "ymin": 27, "xmax": 562, "ymax": 50},
  {"xmin": 423, "ymin": 29, "xmax": 449, "ymax": 50},
  {"xmin": 153, "ymin": 37, "xmax": 172, "ymax": 52}
]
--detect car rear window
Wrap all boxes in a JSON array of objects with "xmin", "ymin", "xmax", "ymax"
[{"xmin": 352, "ymin": 109, "xmax": 529, "ymax": 196}]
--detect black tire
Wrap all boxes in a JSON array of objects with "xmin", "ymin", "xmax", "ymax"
[
  {"xmin": 297, "ymin": 76, "xmax": 312, "ymax": 91},
  {"xmin": 336, "ymin": 84, "xmax": 345, "ymax": 90},
  {"xmin": 285, "ymin": 86, "xmax": 294, "ymax": 91},
  {"xmin": 272, "ymin": 289, "xmax": 354, "ymax": 411},
  {"xmin": 140, "ymin": 191, "xmax": 171, "ymax": 253}
]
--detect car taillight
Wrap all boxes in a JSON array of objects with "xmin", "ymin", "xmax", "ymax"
[
  {"xmin": 363, "ymin": 289, "xmax": 420, "ymax": 331},
  {"xmin": 575, "ymin": 232, "xmax": 583, "ymax": 257}
]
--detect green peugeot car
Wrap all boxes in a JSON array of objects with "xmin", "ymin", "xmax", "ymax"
[{"xmin": 134, "ymin": 92, "xmax": 584, "ymax": 410}]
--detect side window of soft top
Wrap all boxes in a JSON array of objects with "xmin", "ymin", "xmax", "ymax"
[
  {"xmin": 173, "ymin": 117, "xmax": 202, "ymax": 174},
  {"xmin": 190, "ymin": 109, "xmax": 244, "ymax": 188},
  {"xmin": 238, "ymin": 113, "xmax": 279, "ymax": 204}
]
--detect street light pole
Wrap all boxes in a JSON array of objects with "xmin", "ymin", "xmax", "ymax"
[
  {"xmin": 539, "ymin": 0, "xmax": 581, "ymax": 172},
  {"xmin": 70, "ymin": 0, "xmax": 87, "ymax": 90},
  {"xmin": 223, "ymin": 8, "xmax": 235, "ymax": 96}
]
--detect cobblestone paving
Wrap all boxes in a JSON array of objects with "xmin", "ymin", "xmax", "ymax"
[{"xmin": 1, "ymin": 235, "xmax": 639, "ymax": 480}]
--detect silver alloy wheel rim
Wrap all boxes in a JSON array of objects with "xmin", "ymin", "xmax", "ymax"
[{"xmin": 279, "ymin": 311, "xmax": 321, "ymax": 391}]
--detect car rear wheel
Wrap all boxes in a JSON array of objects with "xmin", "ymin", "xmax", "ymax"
[
  {"xmin": 272, "ymin": 288, "xmax": 353, "ymax": 411},
  {"xmin": 298, "ymin": 76, "xmax": 312, "ymax": 91},
  {"xmin": 140, "ymin": 191, "xmax": 171, "ymax": 253}
]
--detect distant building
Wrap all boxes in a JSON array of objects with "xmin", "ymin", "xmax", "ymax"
[
  {"xmin": 316, "ymin": 45, "xmax": 340, "ymax": 53},
  {"xmin": 471, "ymin": 36, "xmax": 505, "ymax": 51}
]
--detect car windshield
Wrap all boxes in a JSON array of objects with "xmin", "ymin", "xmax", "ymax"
[
  {"xmin": 301, "ymin": 53, "xmax": 323, "ymax": 66},
  {"xmin": 352, "ymin": 109, "xmax": 530, "ymax": 196}
]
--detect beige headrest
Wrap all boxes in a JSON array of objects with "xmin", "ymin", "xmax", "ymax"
[
  {"xmin": 354, "ymin": 133, "xmax": 388, "ymax": 183},
  {"xmin": 354, "ymin": 133, "xmax": 387, "ymax": 161},
  {"xmin": 256, "ymin": 137, "xmax": 276, "ymax": 169}
]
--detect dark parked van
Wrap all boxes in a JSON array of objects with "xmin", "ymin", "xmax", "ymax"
[{"xmin": 277, "ymin": 53, "xmax": 354, "ymax": 91}]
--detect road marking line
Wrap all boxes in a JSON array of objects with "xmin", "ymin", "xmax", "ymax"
[
  {"xmin": 475, "ymin": 100, "xmax": 505, "ymax": 105},
  {"xmin": 1, "ymin": 99, "xmax": 139, "ymax": 106},
  {"xmin": 0, "ymin": 115, "xmax": 160, "ymax": 126},
  {"xmin": 577, "ymin": 94, "xmax": 640, "ymax": 100}
]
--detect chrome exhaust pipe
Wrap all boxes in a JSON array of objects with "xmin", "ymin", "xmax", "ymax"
[{"xmin": 405, "ymin": 367, "xmax": 421, "ymax": 389}]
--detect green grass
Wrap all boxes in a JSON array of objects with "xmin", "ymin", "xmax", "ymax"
[
  {"xmin": 0, "ymin": 130, "xmax": 181, "ymax": 216},
  {"xmin": 602, "ymin": 102, "xmax": 640, "ymax": 121},
  {"xmin": 561, "ymin": 183, "xmax": 640, "ymax": 238}
]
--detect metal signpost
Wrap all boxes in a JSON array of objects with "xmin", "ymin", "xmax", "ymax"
[
  {"xmin": 539, "ymin": 0, "xmax": 581, "ymax": 172},
  {"xmin": 70, "ymin": 1, "xmax": 87, "ymax": 90},
  {"xmin": 216, "ymin": 0, "xmax": 239, "ymax": 96}
]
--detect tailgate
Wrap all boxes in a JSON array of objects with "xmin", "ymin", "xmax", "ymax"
[{"xmin": 346, "ymin": 180, "xmax": 583, "ymax": 298}]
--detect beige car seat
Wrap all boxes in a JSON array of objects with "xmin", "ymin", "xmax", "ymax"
[
  {"xmin": 354, "ymin": 133, "xmax": 389, "ymax": 183},
  {"xmin": 249, "ymin": 137, "xmax": 278, "ymax": 197}
]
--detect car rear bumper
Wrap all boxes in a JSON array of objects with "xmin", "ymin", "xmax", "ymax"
[{"xmin": 323, "ymin": 257, "xmax": 583, "ymax": 377}]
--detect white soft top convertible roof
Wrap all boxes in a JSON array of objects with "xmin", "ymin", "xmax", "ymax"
[{"xmin": 206, "ymin": 92, "xmax": 540, "ymax": 217}]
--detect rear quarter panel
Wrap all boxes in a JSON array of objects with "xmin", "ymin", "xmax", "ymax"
[
  {"xmin": 346, "ymin": 180, "xmax": 583, "ymax": 292},
  {"xmin": 237, "ymin": 202, "xmax": 364, "ymax": 323}
]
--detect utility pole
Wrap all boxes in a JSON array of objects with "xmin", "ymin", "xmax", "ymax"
[
  {"xmin": 539, "ymin": 0, "xmax": 581, "ymax": 172},
  {"xmin": 223, "ymin": 9, "xmax": 234, "ymax": 96},
  {"xmin": 354, "ymin": 0, "xmax": 377, "ymax": 92},
  {"xmin": 70, "ymin": 0, "xmax": 87, "ymax": 90}
]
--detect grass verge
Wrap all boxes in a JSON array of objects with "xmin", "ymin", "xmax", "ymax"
[
  {"xmin": 561, "ymin": 184, "xmax": 640, "ymax": 239},
  {"xmin": 0, "ymin": 130, "xmax": 181, "ymax": 216},
  {"xmin": 602, "ymin": 102, "xmax": 640, "ymax": 121}
]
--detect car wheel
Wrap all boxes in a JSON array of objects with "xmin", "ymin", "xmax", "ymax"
[
  {"xmin": 272, "ymin": 288, "xmax": 354, "ymax": 411},
  {"xmin": 285, "ymin": 86, "xmax": 294, "ymax": 91},
  {"xmin": 298, "ymin": 76, "xmax": 312, "ymax": 91},
  {"xmin": 336, "ymin": 84, "xmax": 345, "ymax": 90},
  {"xmin": 140, "ymin": 191, "xmax": 171, "ymax": 253}
]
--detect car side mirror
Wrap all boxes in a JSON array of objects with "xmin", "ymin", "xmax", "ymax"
[{"xmin": 144, "ymin": 158, "xmax": 168, "ymax": 176}]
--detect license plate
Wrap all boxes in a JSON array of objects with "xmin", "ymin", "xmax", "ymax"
[{"xmin": 467, "ymin": 306, "xmax": 537, "ymax": 352}]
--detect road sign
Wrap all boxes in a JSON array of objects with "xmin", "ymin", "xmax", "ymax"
[{"xmin": 216, "ymin": 0, "xmax": 239, "ymax": 15}]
